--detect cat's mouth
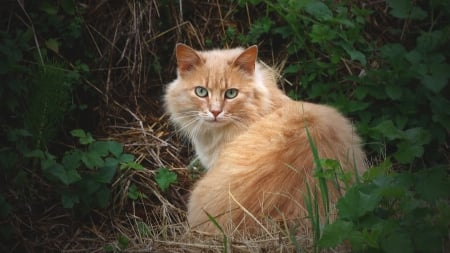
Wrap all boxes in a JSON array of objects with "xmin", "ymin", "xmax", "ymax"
[{"xmin": 203, "ymin": 117, "xmax": 229, "ymax": 126}]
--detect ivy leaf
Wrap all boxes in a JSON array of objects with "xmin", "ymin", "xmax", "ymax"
[{"xmin": 155, "ymin": 167, "xmax": 177, "ymax": 192}]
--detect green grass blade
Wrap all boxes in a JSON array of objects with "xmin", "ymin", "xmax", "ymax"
[{"xmin": 204, "ymin": 210, "xmax": 229, "ymax": 253}]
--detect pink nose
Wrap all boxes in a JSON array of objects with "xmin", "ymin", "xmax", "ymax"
[{"xmin": 210, "ymin": 110, "xmax": 221, "ymax": 118}]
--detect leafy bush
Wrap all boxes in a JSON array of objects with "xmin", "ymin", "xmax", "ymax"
[
  {"xmin": 234, "ymin": 0, "xmax": 449, "ymax": 167},
  {"xmin": 319, "ymin": 162, "xmax": 450, "ymax": 252},
  {"xmin": 26, "ymin": 129, "xmax": 143, "ymax": 214},
  {"xmin": 230, "ymin": 1, "xmax": 449, "ymax": 251}
]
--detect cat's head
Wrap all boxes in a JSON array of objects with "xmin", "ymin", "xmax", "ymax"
[{"xmin": 165, "ymin": 44, "xmax": 274, "ymax": 136}]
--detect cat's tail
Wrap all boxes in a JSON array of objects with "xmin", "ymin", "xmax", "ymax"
[{"xmin": 187, "ymin": 100, "xmax": 367, "ymax": 235}]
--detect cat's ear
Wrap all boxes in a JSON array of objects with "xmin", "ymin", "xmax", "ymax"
[
  {"xmin": 233, "ymin": 45, "xmax": 258, "ymax": 75},
  {"xmin": 176, "ymin": 43, "xmax": 202, "ymax": 74}
]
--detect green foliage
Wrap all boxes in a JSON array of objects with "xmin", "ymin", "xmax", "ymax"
[
  {"xmin": 25, "ymin": 63, "xmax": 74, "ymax": 149},
  {"xmin": 25, "ymin": 129, "xmax": 143, "ymax": 214},
  {"xmin": 319, "ymin": 165, "xmax": 450, "ymax": 252},
  {"xmin": 104, "ymin": 235, "xmax": 130, "ymax": 252},
  {"xmin": 235, "ymin": 0, "xmax": 449, "ymax": 166},
  {"xmin": 155, "ymin": 167, "xmax": 178, "ymax": 192},
  {"xmin": 205, "ymin": 210, "xmax": 230, "ymax": 253}
]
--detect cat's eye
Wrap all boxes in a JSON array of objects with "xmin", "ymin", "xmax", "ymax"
[
  {"xmin": 194, "ymin": 86, "xmax": 208, "ymax": 98},
  {"xmin": 225, "ymin": 88, "xmax": 239, "ymax": 99}
]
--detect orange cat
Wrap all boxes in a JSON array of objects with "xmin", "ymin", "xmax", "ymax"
[{"xmin": 164, "ymin": 44, "xmax": 367, "ymax": 235}]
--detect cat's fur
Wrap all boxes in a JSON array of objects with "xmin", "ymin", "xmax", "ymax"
[{"xmin": 164, "ymin": 44, "xmax": 367, "ymax": 234}]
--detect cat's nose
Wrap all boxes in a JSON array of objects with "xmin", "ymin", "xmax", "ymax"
[{"xmin": 210, "ymin": 110, "xmax": 222, "ymax": 118}]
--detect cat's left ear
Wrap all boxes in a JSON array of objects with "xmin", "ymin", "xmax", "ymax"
[
  {"xmin": 176, "ymin": 43, "xmax": 202, "ymax": 74},
  {"xmin": 233, "ymin": 45, "xmax": 258, "ymax": 75}
]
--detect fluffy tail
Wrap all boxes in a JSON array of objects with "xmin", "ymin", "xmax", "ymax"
[{"xmin": 187, "ymin": 101, "xmax": 367, "ymax": 235}]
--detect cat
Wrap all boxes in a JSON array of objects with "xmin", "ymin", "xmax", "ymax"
[{"xmin": 164, "ymin": 43, "xmax": 367, "ymax": 235}]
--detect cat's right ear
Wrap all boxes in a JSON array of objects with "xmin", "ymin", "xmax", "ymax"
[{"xmin": 176, "ymin": 43, "xmax": 202, "ymax": 74}]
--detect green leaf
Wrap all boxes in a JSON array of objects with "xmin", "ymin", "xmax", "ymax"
[
  {"xmin": 128, "ymin": 184, "xmax": 140, "ymax": 200},
  {"xmin": 81, "ymin": 152, "xmax": 104, "ymax": 169},
  {"xmin": 45, "ymin": 38, "xmax": 59, "ymax": 54},
  {"xmin": 104, "ymin": 157, "xmax": 119, "ymax": 168},
  {"xmin": 25, "ymin": 149, "xmax": 46, "ymax": 159},
  {"xmin": 95, "ymin": 186, "xmax": 110, "ymax": 208},
  {"xmin": 89, "ymin": 141, "xmax": 110, "ymax": 157},
  {"xmin": 380, "ymin": 44, "xmax": 407, "ymax": 63},
  {"xmin": 121, "ymin": 161, "xmax": 144, "ymax": 171},
  {"xmin": 386, "ymin": 0, "xmax": 427, "ymax": 20},
  {"xmin": 373, "ymin": 120, "xmax": 403, "ymax": 140},
  {"xmin": 394, "ymin": 142, "xmax": 423, "ymax": 164},
  {"xmin": 385, "ymin": 85, "xmax": 403, "ymax": 100},
  {"xmin": 62, "ymin": 150, "xmax": 82, "ymax": 170},
  {"xmin": 44, "ymin": 163, "xmax": 81, "ymax": 185},
  {"xmin": 304, "ymin": 1, "xmax": 333, "ymax": 21},
  {"xmin": 381, "ymin": 232, "xmax": 413, "ymax": 253},
  {"xmin": 71, "ymin": 129, "xmax": 95, "ymax": 145},
  {"xmin": 337, "ymin": 186, "xmax": 381, "ymax": 220},
  {"xmin": 310, "ymin": 24, "xmax": 336, "ymax": 43},
  {"xmin": 403, "ymin": 127, "xmax": 431, "ymax": 145},
  {"xmin": 65, "ymin": 169, "xmax": 82, "ymax": 184},
  {"xmin": 118, "ymin": 153, "xmax": 134, "ymax": 163},
  {"xmin": 117, "ymin": 235, "xmax": 129, "ymax": 249},
  {"xmin": 95, "ymin": 166, "xmax": 116, "ymax": 183},
  {"xmin": 342, "ymin": 44, "xmax": 367, "ymax": 65},
  {"xmin": 415, "ymin": 168, "xmax": 450, "ymax": 202},
  {"xmin": 108, "ymin": 141, "xmax": 124, "ymax": 157},
  {"xmin": 420, "ymin": 63, "xmax": 450, "ymax": 93},
  {"xmin": 155, "ymin": 167, "xmax": 177, "ymax": 192},
  {"xmin": 319, "ymin": 220, "xmax": 353, "ymax": 248},
  {"xmin": 70, "ymin": 129, "xmax": 86, "ymax": 138},
  {"xmin": 61, "ymin": 190, "xmax": 79, "ymax": 208}
]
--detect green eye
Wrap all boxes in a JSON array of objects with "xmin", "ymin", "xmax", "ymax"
[
  {"xmin": 225, "ymin": 88, "xmax": 239, "ymax": 99},
  {"xmin": 194, "ymin": 86, "xmax": 208, "ymax": 97}
]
